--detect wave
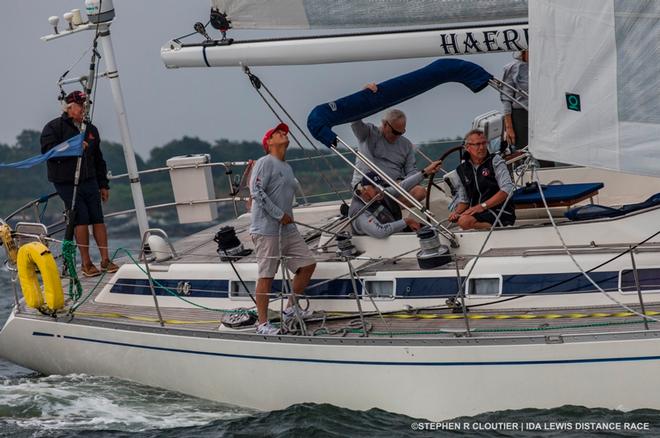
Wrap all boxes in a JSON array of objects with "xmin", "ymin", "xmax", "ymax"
[{"xmin": 0, "ymin": 373, "xmax": 252, "ymax": 433}]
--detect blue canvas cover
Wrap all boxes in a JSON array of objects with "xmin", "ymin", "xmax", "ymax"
[
  {"xmin": 0, "ymin": 133, "xmax": 83, "ymax": 169},
  {"xmin": 565, "ymin": 192, "xmax": 660, "ymax": 221},
  {"xmin": 307, "ymin": 59, "xmax": 493, "ymax": 147},
  {"xmin": 512, "ymin": 182, "xmax": 604, "ymax": 205}
]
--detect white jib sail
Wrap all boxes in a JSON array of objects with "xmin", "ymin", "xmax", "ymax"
[
  {"xmin": 529, "ymin": 0, "xmax": 660, "ymax": 176},
  {"xmin": 211, "ymin": 0, "xmax": 529, "ymax": 29}
]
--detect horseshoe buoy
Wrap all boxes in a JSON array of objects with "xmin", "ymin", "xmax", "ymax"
[{"xmin": 16, "ymin": 242, "xmax": 64, "ymax": 311}]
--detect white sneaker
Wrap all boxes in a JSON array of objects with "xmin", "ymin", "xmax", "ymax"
[
  {"xmin": 283, "ymin": 306, "xmax": 314, "ymax": 322},
  {"xmin": 256, "ymin": 322, "xmax": 280, "ymax": 335}
]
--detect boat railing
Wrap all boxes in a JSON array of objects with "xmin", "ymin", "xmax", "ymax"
[
  {"xmin": 3, "ymin": 193, "xmax": 59, "ymax": 223},
  {"xmin": 106, "ymin": 151, "xmax": 356, "ymax": 181},
  {"xmin": 2, "ymin": 153, "xmax": 356, "ymax": 234}
]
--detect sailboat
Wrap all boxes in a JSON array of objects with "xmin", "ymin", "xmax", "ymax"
[{"xmin": 2, "ymin": 0, "xmax": 660, "ymax": 421}]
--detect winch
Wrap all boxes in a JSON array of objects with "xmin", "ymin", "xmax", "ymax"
[
  {"xmin": 416, "ymin": 226, "xmax": 451, "ymax": 269},
  {"xmin": 214, "ymin": 226, "xmax": 252, "ymax": 261}
]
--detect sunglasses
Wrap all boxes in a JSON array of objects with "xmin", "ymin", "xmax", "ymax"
[
  {"xmin": 386, "ymin": 121, "xmax": 405, "ymax": 136},
  {"xmin": 466, "ymin": 141, "xmax": 488, "ymax": 148}
]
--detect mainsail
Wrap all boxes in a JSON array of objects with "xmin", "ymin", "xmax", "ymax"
[
  {"xmin": 211, "ymin": 0, "xmax": 528, "ymax": 29},
  {"xmin": 529, "ymin": 0, "xmax": 660, "ymax": 176}
]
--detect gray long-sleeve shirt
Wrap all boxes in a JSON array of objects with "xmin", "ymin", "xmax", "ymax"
[
  {"xmin": 350, "ymin": 120, "xmax": 417, "ymax": 187},
  {"xmin": 349, "ymin": 171, "xmax": 424, "ymax": 238},
  {"xmin": 500, "ymin": 60, "xmax": 529, "ymax": 114},
  {"xmin": 249, "ymin": 154, "xmax": 297, "ymax": 236},
  {"xmin": 455, "ymin": 155, "xmax": 515, "ymax": 205}
]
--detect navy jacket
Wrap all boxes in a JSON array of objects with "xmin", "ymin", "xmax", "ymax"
[
  {"xmin": 456, "ymin": 154, "xmax": 515, "ymax": 219},
  {"xmin": 40, "ymin": 113, "xmax": 109, "ymax": 189}
]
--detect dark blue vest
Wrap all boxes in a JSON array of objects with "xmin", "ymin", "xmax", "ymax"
[{"xmin": 456, "ymin": 154, "xmax": 515, "ymax": 218}]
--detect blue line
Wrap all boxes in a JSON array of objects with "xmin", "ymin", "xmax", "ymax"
[
  {"xmin": 202, "ymin": 45, "xmax": 210, "ymax": 67},
  {"xmin": 32, "ymin": 331, "xmax": 660, "ymax": 367}
]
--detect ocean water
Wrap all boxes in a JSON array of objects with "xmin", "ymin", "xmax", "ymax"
[{"xmin": 2, "ymin": 245, "xmax": 660, "ymax": 437}]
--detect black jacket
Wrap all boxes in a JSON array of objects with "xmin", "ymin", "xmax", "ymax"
[
  {"xmin": 40, "ymin": 113, "xmax": 109, "ymax": 189},
  {"xmin": 456, "ymin": 154, "xmax": 515, "ymax": 218}
]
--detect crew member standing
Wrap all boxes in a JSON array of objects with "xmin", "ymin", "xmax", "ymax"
[
  {"xmin": 501, "ymin": 50, "xmax": 529, "ymax": 151},
  {"xmin": 40, "ymin": 91, "xmax": 118, "ymax": 277},
  {"xmin": 249, "ymin": 122, "xmax": 317, "ymax": 335}
]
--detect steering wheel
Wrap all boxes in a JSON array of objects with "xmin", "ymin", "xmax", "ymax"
[{"xmin": 424, "ymin": 145, "xmax": 465, "ymax": 211}]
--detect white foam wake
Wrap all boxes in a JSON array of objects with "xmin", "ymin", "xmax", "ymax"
[{"xmin": 0, "ymin": 373, "xmax": 253, "ymax": 431}]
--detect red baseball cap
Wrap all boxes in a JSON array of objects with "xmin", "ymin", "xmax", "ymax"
[
  {"xmin": 261, "ymin": 122, "xmax": 289, "ymax": 153},
  {"xmin": 65, "ymin": 90, "xmax": 86, "ymax": 105}
]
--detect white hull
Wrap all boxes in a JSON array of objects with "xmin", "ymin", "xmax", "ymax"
[{"xmin": 2, "ymin": 312, "xmax": 659, "ymax": 421}]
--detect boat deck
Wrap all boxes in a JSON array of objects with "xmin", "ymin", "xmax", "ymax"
[
  {"xmin": 19, "ymin": 270, "xmax": 658, "ymax": 340},
  {"xmin": 12, "ymin": 200, "xmax": 660, "ymax": 341}
]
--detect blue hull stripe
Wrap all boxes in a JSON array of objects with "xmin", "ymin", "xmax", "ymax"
[
  {"xmin": 108, "ymin": 269, "xmax": 660, "ymax": 298},
  {"xmin": 32, "ymin": 331, "xmax": 660, "ymax": 367},
  {"xmin": 108, "ymin": 273, "xmax": 622, "ymax": 298},
  {"xmin": 110, "ymin": 278, "xmax": 359, "ymax": 299}
]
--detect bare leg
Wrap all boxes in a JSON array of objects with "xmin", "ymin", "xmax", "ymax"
[
  {"xmin": 287, "ymin": 263, "xmax": 316, "ymax": 307},
  {"xmin": 409, "ymin": 185, "xmax": 427, "ymax": 202},
  {"xmin": 457, "ymin": 215, "xmax": 493, "ymax": 231},
  {"xmin": 256, "ymin": 277, "xmax": 274, "ymax": 324},
  {"xmin": 92, "ymin": 223, "xmax": 110, "ymax": 262},
  {"xmin": 74, "ymin": 225, "xmax": 92, "ymax": 267},
  {"xmin": 471, "ymin": 221, "xmax": 495, "ymax": 230},
  {"xmin": 398, "ymin": 185, "xmax": 427, "ymax": 207}
]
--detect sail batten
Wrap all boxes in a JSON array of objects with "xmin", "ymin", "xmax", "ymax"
[{"xmin": 211, "ymin": 0, "xmax": 528, "ymax": 30}]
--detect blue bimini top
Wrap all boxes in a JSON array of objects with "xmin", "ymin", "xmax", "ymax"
[{"xmin": 307, "ymin": 58, "xmax": 493, "ymax": 147}]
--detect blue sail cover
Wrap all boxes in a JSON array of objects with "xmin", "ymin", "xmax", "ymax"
[
  {"xmin": 0, "ymin": 133, "xmax": 83, "ymax": 169},
  {"xmin": 307, "ymin": 59, "xmax": 493, "ymax": 147}
]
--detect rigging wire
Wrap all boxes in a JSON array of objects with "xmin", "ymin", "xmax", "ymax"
[
  {"xmin": 242, "ymin": 66, "xmax": 350, "ymax": 207},
  {"xmin": 454, "ymin": 154, "xmax": 533, "ymax": 301},
  {"xmin": 531, "ymin": 167, "xmax": 660, "ymax": 324}
]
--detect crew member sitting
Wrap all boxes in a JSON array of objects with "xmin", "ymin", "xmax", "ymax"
[
  {"xmin": 349, "ymin": 159, "xmax": 442, "ymax": 238},
  {"xmin": 448, "ymin": 129, "xmax": 516, "ymax": 230}
]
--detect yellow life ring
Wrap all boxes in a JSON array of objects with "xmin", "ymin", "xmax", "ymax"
[
  {"xmin": 17, "ymin": 241, "xmax": 64, "ymax": 311},
  {"xmin": 0, "ymin": 224, "xmax": 17, "ymax": 265}
]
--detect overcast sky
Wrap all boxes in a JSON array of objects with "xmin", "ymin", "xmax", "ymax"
[{"xmin": 2, "ymin": 1, "xmax": 512, "ymax": 159}]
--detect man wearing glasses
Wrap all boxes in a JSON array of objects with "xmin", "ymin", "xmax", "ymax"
[
  {"xmin": 448, "ymin": 129, "xmax": 516, "ymax": 230},
  {"xmin": 349, "ymin": 83, "xmax": 429, "ymax": 204}
]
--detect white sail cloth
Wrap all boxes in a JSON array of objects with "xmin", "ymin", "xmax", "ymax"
[
  {"xmin": 211, "ymin": 0, "xmax": 528, "ymax": 29},
  {"xmin": 530, "ymin": 0, "xmax": 660, "ymax": 176}
]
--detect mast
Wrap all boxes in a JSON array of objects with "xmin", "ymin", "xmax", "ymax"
[{"xmin": 42, "ymin": 0, "xmax": 149, "ymax": 237}]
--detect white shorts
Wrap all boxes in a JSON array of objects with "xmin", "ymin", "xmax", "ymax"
[{"xmin": 251, "ymin": 231, "xmax": 316, "ymax": 279}]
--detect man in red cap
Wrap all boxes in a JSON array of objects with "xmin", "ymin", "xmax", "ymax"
[
  {"xmin": 40, "ymin": 90, "xmax": 118, "ymax": 277},
  {"xmin": 249, "ymin": 122, "xmax": 317, "ymax": 335}
]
